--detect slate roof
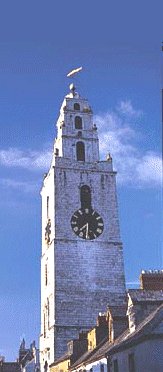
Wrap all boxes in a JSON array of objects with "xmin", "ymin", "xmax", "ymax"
[
  {"xmin": 70, "ymin": 304, "xmax": 163, "ymax": 369},
  {"xmin": 0, "ymin": 362, "xmax": 21, "ymax": 372},
  {"xmin": 50, "ymin": 352, "xmax": 71, "ymax": 367},
  {"xmin": 107, "ymin": 303, "xmax": 163, "ymax": 354},
  {"xmin": 107, "ymin": 305, "xmax": 127, "ymax": 317},
  {"xmin": 128, "ymin": 289, "xmax": 163, "ymax": 303}
]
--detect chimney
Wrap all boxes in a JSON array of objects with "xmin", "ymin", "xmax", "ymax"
[
  {"xmin": 78, "ymin": 331, "xmax": 88, "ymax": 340},
  {"xmin": 107, "ymin": 306, "xmax": 128, "ymax": 342},
  {"xmin": 88, "ymin": 313, "xmax": 108, "ymax": 351},
  {"xmin": 96, "ymin": 313, "xmax": 108, "ymax": 327},
  {"xmin": 140, "ymin": 270, "xmax": 163, "ymax": 290},
  {"xmin": 67, "ymin": 337, "xmax": 88, "ymax": 364}
]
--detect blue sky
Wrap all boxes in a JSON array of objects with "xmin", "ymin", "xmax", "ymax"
[{"xmin": 0, "ymin": 0, "xmax": 162, "ymax": 361}]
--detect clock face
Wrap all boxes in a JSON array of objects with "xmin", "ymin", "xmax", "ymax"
[{"xmin": 71, "ymin": 208, "xmax": 104, "ymax": 240}]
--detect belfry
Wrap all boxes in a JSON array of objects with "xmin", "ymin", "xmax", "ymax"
[{"xmin": 40, "ymin": 83, "xmax": 126, "ymax": 371}]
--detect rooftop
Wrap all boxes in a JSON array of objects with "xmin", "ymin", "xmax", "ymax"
[
  {"xmin": 128, "ymin": 289, "xmax": 163, "ymax": 303},
  {"xmin": 70, "ymin": 304, "xmax": 163, "ymax": 368}
]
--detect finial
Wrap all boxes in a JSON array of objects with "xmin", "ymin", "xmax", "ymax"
[
  {"xmin": 67, "ymin": 67, "xmax": 82, "ymax": 98},
  {"xmin": 20, "ymin": 338, "xmax": 25, "ymax": 350},
  {"xmin": 69, "ymin": 83, "xmax": 76, "ymax": 96},
  {"xmin": 106, "ymin": 153, "xmax": 112, "ymax": 161}
]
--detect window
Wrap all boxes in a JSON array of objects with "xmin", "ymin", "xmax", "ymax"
[
  {"xmin": 78, "ymin": 131, "xmax": 82, "ymax": 137},
  {"xmin": 44, "ymin": 361, "xmax": 48, "ymax": 372},
  {"xmin": 54, "ymin": 148, "xmax": 59, "ymax": 156},
  {"xmin": 47, "ymin": 298, "xmax": 50, "ymax": 328},
  {"xmin": 80, "ymin": 185, "xmax": 91, "ymax": 209},
  {"xmin": 128, "ymin": 353, "xmax": 135, "ymax": 372},
  {"xmin": 107, "ymin": 357, "xmax": 111, "ymax": 372},
  {"xmin": 74, "ymin": 103, "xmax": 80, "ymax": 110},
  {"xmin": 75, "ymin": 116, "xmax": 82, "ymax": 129},
  {"xmin": 113, "ymin": 359, "xmax": 119, "ymax": 372},
  {"xmin": 45, "ymin": 264, "xmax": 48, "ymax": 286},
  {"xmin": 100, "ymin": 364, "xmax": 104, "ymax": 372},
  {"xmin": 44, "ymin": 313, "xmax": 46, "ymax": 338},
  {"xmin": 76, "ymin": 141, "xmax": 85, "ymax": 161},
  {"xmin": 47, "ymin": 196, "xmax": 49, "ymax": 218}
]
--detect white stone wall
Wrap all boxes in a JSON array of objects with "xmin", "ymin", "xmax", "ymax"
[
  {"xmin": 40, "ymin": 157, "xmax": 126, "ymax": 368},
  {"xmin": 53, "ymin": 157, "xmax": 121, "ymax": 243},
  {"xmin": 73, "ymin": 358, "xmax": 108, "ymax": 372},
  {"xmin": 52, "ymin": 157, "xmax": 125, "ymax": 358},
  {"xmin": 40, "ymin": 168, "xmax": 55, "ymax": 368}
]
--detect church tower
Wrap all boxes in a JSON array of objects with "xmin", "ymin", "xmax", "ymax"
[{"xmin": 40, "ymin": 83, "xmax": 126, "ymax": 371}]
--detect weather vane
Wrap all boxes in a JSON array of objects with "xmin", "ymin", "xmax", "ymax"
[
  {"xmin": 67, "ymin": 67, "xmax": 83, "ymax": 96},
  {"xmin": 67, "ymin": 66, "xmax": 83, "ymax": 78}
]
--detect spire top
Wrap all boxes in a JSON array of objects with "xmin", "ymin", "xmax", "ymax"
[
  {"xmin": 66, "ymin": 82, "xmax": 80, "ymax": 98},
  {"xmin": 69, "ymin": 83, "xmax": 76, "ymax": 97},
  {"xmin": 66, "ymin": 67, "xmax": 83, "ymax": 98}
]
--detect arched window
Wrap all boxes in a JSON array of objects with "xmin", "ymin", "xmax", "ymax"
[
  {"xmin": 80, "ymin": 185, "xmax": 91, "ymax": 209},
  {"xmin": 75, "ymin": 116, "xmax": 82, "ymax": 129},
  {"xmin": 74, "ymin": 103, "xmax": 80, "ymax": 111},
  {"xmin": 76, "ymin": 142, "xmax": 85, "ymax": 161}
]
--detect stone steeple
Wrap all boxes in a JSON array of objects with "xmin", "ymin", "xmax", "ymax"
[
  {"xmin": 53, "ymin": 84, "xmax": 99, "ymax": 163},
  {"xmin": 40, "ymin": 84, "xmax": 126, "ymax": 371}
]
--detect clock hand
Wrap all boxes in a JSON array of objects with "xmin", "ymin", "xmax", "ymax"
[
  {"xmin": 86, "ymin": 223, "xmax": 89, "ymax": 239},
  {"xmin": 80, "ymin": 223, "xmax": 89, "ymax": 238},
  {"xmin": 80, "ymin": 224, "xmax": 87, "ymax": 231}
]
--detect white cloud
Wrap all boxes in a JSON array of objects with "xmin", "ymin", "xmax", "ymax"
[
  {"xmin": 126, "ymin": 281, "xmax": 139, "ymax": 287},
  {"xmin": 0, "ymin": 148, "xmax": 52, "ymax": 170},
  {"xmin": 95, "ymin": 104, "xmax": 162, "ymax": 188},
  {"xmin": 116, "ymin": 100, "xmax": 142, "ymax": 117},
  {"xmin": 136, "ymin": 152, "xmax": 162, "ymax": 185},
  {"xmin": 0, "ymin": 101, "xmax": 161, "ymax": 189}
]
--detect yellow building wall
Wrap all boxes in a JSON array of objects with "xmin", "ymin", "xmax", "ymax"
[
  {"xmin": 87, "ymin": 328, "xmax": 96, "ymax": 350},
  {"xmin": 50, "ymin": 358, "xmax": 70, "ymax": 372}
]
